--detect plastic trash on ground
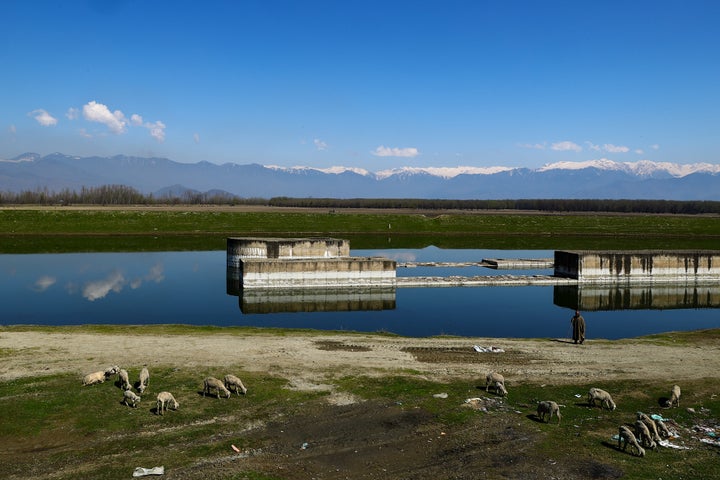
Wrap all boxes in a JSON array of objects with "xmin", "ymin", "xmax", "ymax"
[
  {"xmin": 473, "ymin": 345, "xmax": 505, "ymax": 353},
  {"xmin": 133, "ymin": 466, "xmax": 164, "ymax": 477}
]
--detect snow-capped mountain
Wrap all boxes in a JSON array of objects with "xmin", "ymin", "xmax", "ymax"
[{"xmin": 1, "ymin": 153, "xmax": 719, "ymax": 200}]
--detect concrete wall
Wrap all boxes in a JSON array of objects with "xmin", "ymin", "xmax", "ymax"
[
  {"xmin": 555, "ymin": 250, "xmax": 720, "ymax": 284},
  {"xmin": 239, "ymin": 257, "xmax": 397, "ymax": 288},
  {"xmin": 227, "ymin": 237, "xmax": 349, "ymax": 267}
]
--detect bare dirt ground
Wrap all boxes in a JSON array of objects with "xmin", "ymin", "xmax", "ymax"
[{"xmin": 1, "ymin": 329, "xmax": 719, "ymax": 479}]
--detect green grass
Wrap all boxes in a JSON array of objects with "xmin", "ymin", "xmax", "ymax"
[{"xmin": 1, "ymin": 208, "xmax": 719, "ymax": 252}]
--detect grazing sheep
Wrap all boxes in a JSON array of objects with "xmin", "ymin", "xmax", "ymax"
[
  {"xmin": 156, "ymin": 391, "xmax": 179, "ymax": 415},
  {"xmin": 537, "ymin": 401, "xmax": 562, "ymax": 424},
  {"xmin": 138, "ymin": 367, "xmax": 150, "ymax": 394},
  {"xmin": 634, "ymin": 420, "xmax": 658, "ymax": 451},
  {"xmin": 82, "ymin": 370, "xmax": 107, "ymax": 386},
  {"xmin": 618, "ymin": 425, "xmax": 645, "ymax": 457},
  {"xmin": 636, "ymin": 412, "xmax": 662, "ymax": 443},
  {"xmin": 122, "ymin": 390, "xmax": 141, "ymax": 408},
  {"xmin": 203, "ymin": 376, "xmax": 231, "ymax": 399},
  {"xmin": 82, "ymin": 365, "xmax": 120, "ymax": 386},
  {"xmin": 223, "ymin": 374, "xmax": 248, "ymax": 396},
  {"xmin": 665, "ymin": 385, "xmax": 681, "ymax": 408},
  {"xmin": 485, "ymin": 372, "xmax": 508, "ymax": 396},
  {"xmin": 656, "ymin": 418, "xmax": 672, "ymax": 438},
  {"xmin": 588, "ymin": 387, "xmax": 616, "ymax": 410},
  {"xmin": 118, "ymin": 369, "xmax": 131, "ymax": 391}
]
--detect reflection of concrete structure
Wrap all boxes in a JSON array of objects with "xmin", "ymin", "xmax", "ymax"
[
  {"xmin": 554, "ymin": 284, "xmax": 720, "ymax": 311},
  {"xmin": 236, "ymin": 287, "xmax": 396, "ymax": 314},
  {"xmin": 227, "ymin": 237, "xmax": 396, "ymax": 289},
  {"xmin": 555, "ymin": 250, "xmax": 720, "ymax": 284}
]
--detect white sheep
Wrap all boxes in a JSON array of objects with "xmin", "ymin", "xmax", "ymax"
[
  {"xmin": 118, "ymin": 368, "xmax": 131, "ymax": 391},
  {"xmin": 122, "ymin": 390, "xmax": 141, "ymax": 408},
  {"xmin": 665, "ymin": 385, "xmax": 681, "ymax": 408},
  {"xmin": 634, "ymin": 420, "xmax": 658, "ymax": 451},
  {"xmin": 537, "ymin": 400, "xmax": 562, "ymax": 424},
  {"xmin": 138, "ymin": 367, "xmax": 150, "ymax": 394},
  {"xmin": 82, "ymin": 371, "xmax": 107, "ymax": 386},
  {"xmin": 618, "ymin": 425, "xmax": 645, "ymax": 457},
  {"xmin": 588, "ymin": 387, "xmax": 616, "ymax": 410},
  {"xmin": 485, "ymin": 372, "xmax": 508, "ymax": 396},
  {"xmin": 636, "ymin": 412, "xmax": 662, "ymax": 443},
  {"xmin": 223, "ymin": 374, "xmax": 248, "ymax": 396},
  {"xmin": 203, "ymin": 376, "xmax": 231, "ymax": 399},
  {"xmin": 156, "ymin": 391, "xmax": 179, "ymax": 415},
  {"xmin": 81, "ymin": 365, "xmax": 120, "ymax": 386}
]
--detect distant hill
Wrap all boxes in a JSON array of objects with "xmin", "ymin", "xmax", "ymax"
[{"xmin": 2, "ymin": 152, "xmax": 720, "ymax": 200}]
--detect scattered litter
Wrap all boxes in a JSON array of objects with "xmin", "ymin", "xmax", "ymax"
[
  {"xmin": 473, "ymin": 345, "xmax": 505, "ymax": 353},
  {"xmin": 700, "ymin": 438, "xmax": 720, "ymax": 447},
  {"xmin": 231, "ymin": 444, "xmax": 241, "ymax": 453},
  {"xmin": 465, "ymin": 397, "xmax": 482, "ymax": 403},
  {"xmin": 651, "ymin": 414, "xmax": 668, "ymax": 422},
  {"xmin": 659, "ymin": 439, "xmax": 691, "ymax": 450},
  {"xmin": 133, "ymin": 466, "xmax": 164, "ymax": 477},
  {"xmin": 301, "ymin": 442, "xmax": 309, "ymax": 450},
  {"xmin": 611, "ymin": 434, "xmax": 619, "ymax": 441},
  {"xmin": 433, "ymin": 393, "xmax": 448, "ymax": 399},
  {"xmin": 574, "ymin": 394, "xmax": 582, "ymax": 398}
]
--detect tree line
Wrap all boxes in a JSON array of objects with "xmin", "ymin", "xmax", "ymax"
[{"xmin": 2, "ymin": 185, "xmax": 720, "ymax": 214}]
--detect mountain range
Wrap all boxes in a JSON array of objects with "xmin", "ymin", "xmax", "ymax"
[{"xmin": 2, "ymin": 152, "xmax": 720, "ymax": 200}]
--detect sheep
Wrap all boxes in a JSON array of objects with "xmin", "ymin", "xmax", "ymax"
[
  {"xmin": 82, "ymin": 371, "xmax": 107, "ymax": 386},
  {"xmin": 636, "ymin": 412, "xmax": 662, "ymax": 443},
  {"xmin": 634, "ymin": 420, "xmax": 658, "ymax": 451},
  {"xmin": 665, "ymin": 385, "xmax": 681, "ymax": 408},
  {"xmin": 156, "ymin": 391, "xmax": 179, "ymax": 415},
  {"xmin": 618, "ymin": 425, "xmax": 645, "ymax": 457},
  {"xmin": 588, "ymin": 387, "xmax": 616, "ymax": 410},
  {"xmin": 485, "ymin": 372, "xmax": 508, "ymax": 396},
  {"xmin": 537, "ymin": 400, "xmax": 562, "ymax": 424},
  {"xmin": 223, "ymin": 374, "xmax": 248, "ymax": 396},
  {"xmin": 656, "ymin": 418, "xmax": 672, "ymax": 438},
  {"xmin": 138, "ymin": 367, "xmax": 150, "ymax": 394},
  {"xmin": 118, "ymin": 368, "xmax": 131, "ymax": 391},
  {"xmin": 122, "ymin": 390, "xmax": 141, "ymax": 408},
  {"xmin": 203, "ymin": 376, "xmax": 231, "ymax": 399},
  {"xmin": 81, "ymin": 365, "xmax": 120, "ymax": 386}
]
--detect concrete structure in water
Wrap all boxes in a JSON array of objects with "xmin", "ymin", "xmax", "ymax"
[
  {"xmin": 227, "ymin": 237, "xmax": 396, "ymax": 289},
  {"xmin": 554, "ymin": 250, "xmax": 720, "ymax": 284}
]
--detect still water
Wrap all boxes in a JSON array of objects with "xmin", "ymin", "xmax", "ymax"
[{"xmin": 2, "ymin": 248, "xmax": 719, "ymax": 339}]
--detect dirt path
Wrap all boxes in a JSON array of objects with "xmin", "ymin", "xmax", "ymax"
[{"xmin": 2, "ymin": 330, "xmax": 718, "ymax": 387}]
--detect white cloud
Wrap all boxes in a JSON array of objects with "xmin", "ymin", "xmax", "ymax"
[
  {"xmin": 82, "ymin": 101, "xmax": 127, "ymax": 134},
  {"xmin": 603, "ymin": 143, "xmax": 629, "ymax": 153},
  {"xmin": 371, "ymin": 145, "xmax": 420, "ymax": 158},
  {"xmin": 9, "ymin": 124, "xmax": 16, "ymax": 134},
  {"xmin": 551, "ymin": 141, "xmax": 582, "ymax": 152},
  {"xmin": 193, "ymin": 133, "xmax": 200, "ymax": 143},
  {"xmin": 635, "ymin": 149, "xmax": 644, "ymax": 155},
  {"xmin": 29, "ymin": 109, "xmax": 58, "ymax": 126},
  {"xmin": 313, "ymin": 138, "xmax": 328, "ymax": 151},
  {"xmin": 79, "ymin": 128, "xmax": 92, "ymax": 138},
  {"xmin": 130, "ymin": 114, "xmax": 144, "ymax": 126},
  {"xmin": 586, "ymin": 142, "xmax": 601, "ymax": 152},
  {"xmin": 66, "ymin": 107, "xmax": 79, "ymax": 120},
  {"xmin": 519, "ymin": 142, "xmax": 546, "ymax": 150},
  {"xmin": 82, "ymin": 271, "xmax": 125, "ymax": 301},
  {"xmin": 651, "ymin": 144, "xmax": 660, "ymax": 150},
  {"xmin": 145, "ymin": 120, "xmax": 166, "ymax": 142},
  {"xmin": 34, "ymin": 275, "xmax": 57, "ymax": 292}
]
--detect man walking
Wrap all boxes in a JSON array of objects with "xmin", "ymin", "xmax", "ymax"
[{"xmin": 571, "ymin": 310, "xmax": 585, "ymax": 344}]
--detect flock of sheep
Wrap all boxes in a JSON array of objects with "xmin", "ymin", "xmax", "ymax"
[
  {"xmin": 82, "ymin": 365, "xmax": 247, "ymax": 415},
  {"xmin": 484, "ymin": 371, "xmax": 682, "ymax": 457}
]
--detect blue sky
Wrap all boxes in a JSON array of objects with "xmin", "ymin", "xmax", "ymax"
[{"xmin": 2, "ymin": 1, "xmax": 719, "ymax": 170}]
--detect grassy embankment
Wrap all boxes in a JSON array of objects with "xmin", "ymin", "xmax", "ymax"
[
  {"xmin": 1, "ymin": 207, "xmax": 719, "ymax": 252},
  {"xmin": 0, "ymin": 327, "xmax": 718, "ymax": 479}
]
